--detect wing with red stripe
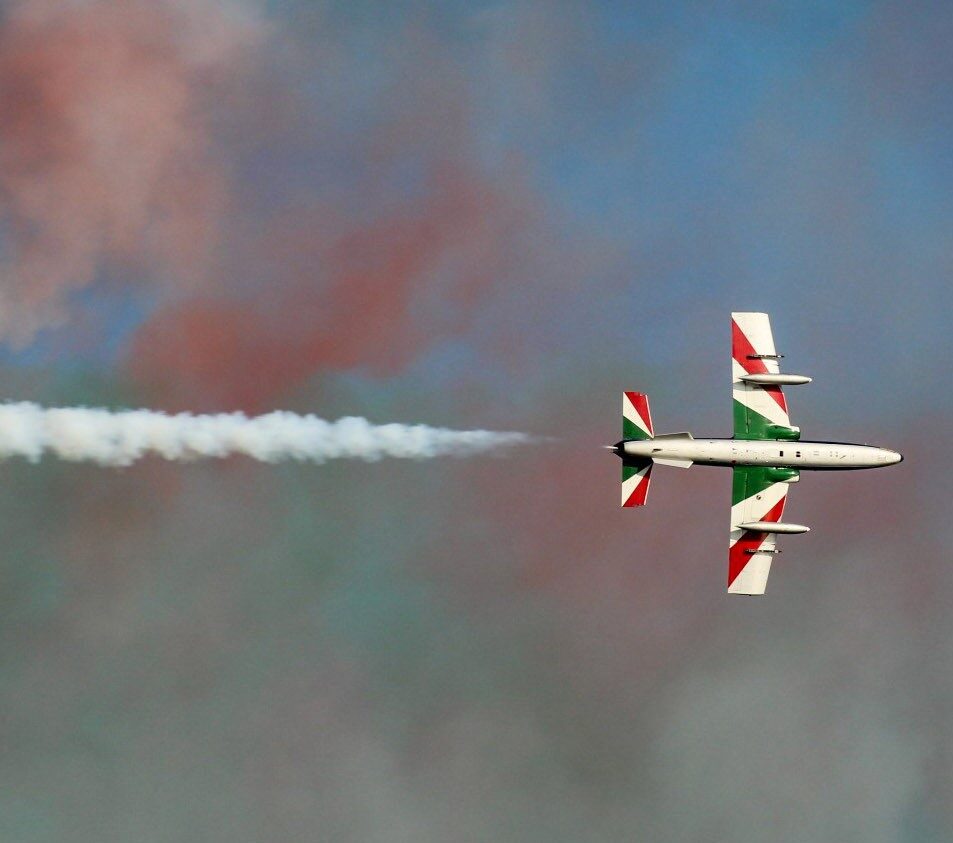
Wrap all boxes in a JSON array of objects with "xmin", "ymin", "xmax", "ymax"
[
  {"xmin": 732, "ymin": 312, "xmax": 793, "ymax": 439},
  {"xmin": 728, "ymin": 466, "xmax": 789, "ymax": 595}
]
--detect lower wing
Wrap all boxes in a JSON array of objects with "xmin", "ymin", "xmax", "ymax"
[{"xmin": 728, "ymin": 466, "xmax": 790, "ymax": 595}]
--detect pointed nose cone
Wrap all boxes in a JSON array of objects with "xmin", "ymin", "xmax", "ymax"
[{"xmin": 892, "ymin": 450, "xmax": 904, "ymax": 464}]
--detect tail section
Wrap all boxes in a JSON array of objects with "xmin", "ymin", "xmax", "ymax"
[{"xmin": 622, "ymin": 392, "xmax": 654, "ymax": 506}]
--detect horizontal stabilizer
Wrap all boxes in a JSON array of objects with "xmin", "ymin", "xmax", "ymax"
[
  {"xmin": 623, "ymin": 392, "xmax": 654, "ymax": 440},
  {"xmin": 622, "ymin": 459, "xmax": 653, "ymax": 507},
  {"xmin": 652, "ymin": 432, "xmax": 694, "ymax": 440}
]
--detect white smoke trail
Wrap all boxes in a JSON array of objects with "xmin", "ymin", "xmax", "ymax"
[{"xmin": 0, "ymin": 403, "xmax": 534, "ymax": 467}]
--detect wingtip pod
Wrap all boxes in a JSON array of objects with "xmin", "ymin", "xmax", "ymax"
[
  {"xmin": 739, "ymin": 373, "xmax": 812, "ymax": 386},
  {"xmin": 737, "ymin": 521, "xmax": 809, "ymax": 534}
]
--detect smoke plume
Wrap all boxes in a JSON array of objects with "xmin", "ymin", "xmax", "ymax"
[
  {"xmin": 0, "ymin": 0, "xmax": 259, "ymax": 343},
  {"xmin": 0, "ymin": 402, "xmax": 533, "ymax": 466}
]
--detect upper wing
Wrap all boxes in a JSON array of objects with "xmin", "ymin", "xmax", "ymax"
[
  {"xmin": 731, "ymin": 312, "xmax": 792, "ymax": 439},
  {"xmin": 728, "ymin": 466, "xmax": 789, "ymax": 595}
]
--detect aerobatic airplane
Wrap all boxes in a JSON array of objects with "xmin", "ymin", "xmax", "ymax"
[{"xmin": 609, "ymin": 312, "xmax": 903, "ymax": 595}]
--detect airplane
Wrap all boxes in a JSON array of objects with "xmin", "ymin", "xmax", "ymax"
[{"xmin": 608, "ymin": 312, "xmax": 903, "ymax": 595}]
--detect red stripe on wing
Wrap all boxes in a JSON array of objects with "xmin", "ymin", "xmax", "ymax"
[
  {"xmin": 727, "ymin": 496, "xmax": 786, "ymax": 587},
  {"xmin": 731, "ymin": 319, "xmax": 788, "ymax": 412},
  {"xmin": 731, "ymin": 319, "xmax": 767, "ymax": 374},
  {"xmin": 765, "ymin": 385, "xmax": 787, "ymax": 412}
]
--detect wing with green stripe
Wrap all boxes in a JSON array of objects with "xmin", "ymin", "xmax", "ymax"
[
  {"xmin": 728, "ymin": 466, "xmax": 790, "ymax": 595},
  {"xmin": 733, "ymin": 400, "xmax": 779, "ymax": 440},
  {"xmin": 731, "ymin": 313, "xmax": 797, "ymax": 440}
]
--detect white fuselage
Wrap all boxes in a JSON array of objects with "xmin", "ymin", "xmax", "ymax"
[{"xmin": 621, "ymin": 436, "xmax": 902, "ymax": 470}]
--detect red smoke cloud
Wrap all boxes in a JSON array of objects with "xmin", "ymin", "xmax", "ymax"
[
  {"xmin": 129, "ymin": 167, "xmax": 528, "ymax": 411},
  {"xmin": 0, "ymin": 1, "xmax": 539, "ymax": 408},
  {"xmin": 0, "ymin": 0, "xmax": 257, "ymax": 343}
]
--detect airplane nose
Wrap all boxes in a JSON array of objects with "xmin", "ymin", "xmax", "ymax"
[{"xmin": 890, "ymin": 450, "xmax": 903, "ymax": 464}]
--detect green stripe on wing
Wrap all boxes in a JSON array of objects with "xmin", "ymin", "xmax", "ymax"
[
  {"xmin": 733, "ymin": 399, "xmax": 776, "ymax": 440},
  {"xmin": 731, "ymin": 465, "xmax": 779, "ymax": 506}
]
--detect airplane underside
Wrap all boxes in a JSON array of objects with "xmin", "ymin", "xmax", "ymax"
[{"xmin": 612, "ymin": 313, "xmax": 903, "ymax": 595}]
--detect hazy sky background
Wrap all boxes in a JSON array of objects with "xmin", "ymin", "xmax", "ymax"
[{"xmin": 0, "ymin": 1, "xmax": 950, "ymax": 841}]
